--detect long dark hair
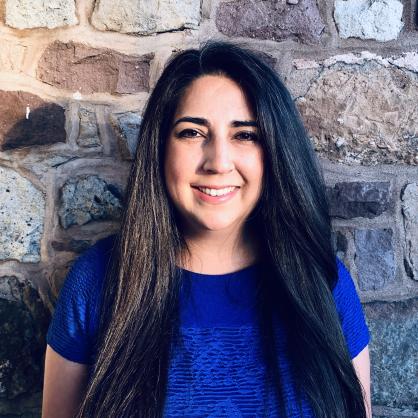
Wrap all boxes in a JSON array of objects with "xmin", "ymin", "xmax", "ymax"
[{"xmin": 76, "ymin": 40, "xmax": 368, "ymax": 417}]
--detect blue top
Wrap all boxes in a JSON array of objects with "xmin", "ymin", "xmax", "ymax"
[{"xmin": 46, "ymin": 235, "xmax": 371, "ymax": 417}]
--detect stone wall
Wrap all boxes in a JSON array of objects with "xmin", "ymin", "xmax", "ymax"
[{"xmin": 0, "ymin": 0, "xmax": 416, "ymax": 416}]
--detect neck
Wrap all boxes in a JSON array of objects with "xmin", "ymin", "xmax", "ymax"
[{"xmin": 178, "ymin": 221, "xmax": 261, "ymax": 274}]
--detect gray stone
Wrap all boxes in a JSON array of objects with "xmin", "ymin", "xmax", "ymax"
[
  {"xmin": 296, "ymin": 59, "xmax": 418, "ymax": 165},
  {"xmin": 327, "ymin": 181, "xmax": 392, "ymax": 219},
  {"xmin": 331, "ymin": 229, "xmax": 348, "ymax": 261},
  {"xmin": 354, "ymin": 229, "xmax": 396, "ymax": 291},
  {"xmin": 364, "ymin": 298, "xmax": 418, "ymax": 409},
  {"xmin": 50, "ymin": 239, "xmax": 92, "ymax": 253},
  {"xmin": 77, "ymin": 107, "xmax": 101, "ymax": 148},
  {"xmin": 0, "ymin": 167, "xmax": 44, "ymax": 263},
  {"xmin": 58, "ymin": 175, "xmax": 124, "ymax": 229},
  {"xmin": 334, "ymin": 0, "xmax": 404, "ymax": 42},
  {"xmin": 110, "ymin": 112, "xmax": 141, "ymax": 160},
  {"xmin": 37, "ymin": 41, "xmax": 153, "ymax": 95},
  {"xmin": 216, "ymin": 0, "xmax": 325, "ymax": 44},
  {"xmin": 0, "ymin": 276, "xmax": 50, "ymax": 400},
  {"xmin": 5, "ymin": 0, "xmax": 78, "ymax": 29},
  {"xmin": 401, "ymin": 183, "xmax": 418, "ymax": 281},
  {"xmin": 0, "ymin": 91, "xmax": 66, "ymax": 151},
  {"xmin": 91, "ymin": 0, "xmax": 201, "ymax": 34}
]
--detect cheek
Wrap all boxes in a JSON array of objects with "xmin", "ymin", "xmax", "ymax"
[
  {"xmin": 164, "ymin": 143, "xmax": 195, "ymax": 193},
  {"xmin": 242, "ymin": 150, "xmax": 264, "ymax": 187}
]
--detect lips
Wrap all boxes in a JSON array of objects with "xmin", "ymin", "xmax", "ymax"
[
  {"xmin": 191, "ymin": 185, "xmax": 240, "ymax": 189},
  {"xmin": 192, "ymin": 184, "xmax": 239, "ymax": 204}
]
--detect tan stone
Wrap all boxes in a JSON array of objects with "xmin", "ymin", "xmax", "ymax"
[
  {"xmin": 37, "ymin": 41, "xmax": 153, "ymax": 95},
  {"xmin": 91, "ymin": 0, "xmax": 200, "ymax": 34},
  {"xmin": 295, "ymin": 60, "xmax": 418, "ymax": 165},
  {"xmin": 5, "ymin": 0, "xmax": 78, "ymax": 29}
]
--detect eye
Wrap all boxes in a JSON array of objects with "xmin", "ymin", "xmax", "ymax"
[
  {"xmin": 235, "ymin": 131, "xmax": 259, "ymax": 142},
  {"xmin": 176, "ymin": 129, "xmax": 201, "ymax": 138}
]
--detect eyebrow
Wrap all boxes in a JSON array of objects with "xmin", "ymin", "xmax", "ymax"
[{"xmin": 172, "ymin": 116, "xmax": 258, "ymax": 128}]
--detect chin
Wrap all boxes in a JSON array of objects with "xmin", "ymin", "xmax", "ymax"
[{"xmin": 197, "ymin": 217, "xmax": 240, "ymax": 232}]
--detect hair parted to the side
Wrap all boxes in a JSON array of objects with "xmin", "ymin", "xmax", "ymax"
[{"xmin": 75, "ymin": 40, "xmax": 368, "ymax": 418}]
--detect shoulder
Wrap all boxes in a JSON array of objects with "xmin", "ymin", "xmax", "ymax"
[
  {"xmin": 62, "ymin": 234, "xmax": 117, "ymax": 294},
  {"xmin": 46, "ymin": 233, "xmax": 117, "ymax": 364},
  {"xmin": 332, "ymin": 256, "xmax": 359, "ymax": 304}
]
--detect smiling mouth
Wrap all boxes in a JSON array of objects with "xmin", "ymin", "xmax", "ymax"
[{"xmin": 191, "ymin": 185, "xmax": 238, "ymax": 197}]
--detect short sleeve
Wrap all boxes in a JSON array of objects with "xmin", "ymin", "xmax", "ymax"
[
  {"xmin": 46, "ymin": 237, "xmax": 112, "ymax": 364},
  {"xmin": 332, "ymin": 257, "xmax": 371, "ymax": 360}
]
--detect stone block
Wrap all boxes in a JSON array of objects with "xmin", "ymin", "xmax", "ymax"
[
  {"xmin": 364, "ymin": 298, "xmax": 418, "ymax": 409},
  {"xmin": 334, "ymin": 0, "xmax": 404, "ymax": 42},
  {"xmin": 51, "ymin": 239, "xmax": 92, "ymax": 253},
  {"xmin": 0, "ymin": 91, "xmax": 66, "ymax": 151},
  {"xmin": 37, "ymin": 41, "xmax": 153, "ymax": 95},
  {"xmin": 331, "ymin": 229, "xmax": 349, "ymax": 261},
  {"xmin": 77, "ymin": 107, "xmax": 100, "ymax": 148},
  {"xmin": 5, "ymin": 0, "xmax": 78, "ymax": 29},
  {"xmin": 354, "ymin": 229, "xmax": 396, "ymax": 291},
  {"xmin": 109, "ymin": 112, "xmax": 141, "ymax": 160},
  {"xmin": 216, "ymin": 0, "xmax": 325, "ymax": 44},
  {"xmin": 0, "ymin": 166, "xmax": 44, "ymax": 262},
  {"xmin": 58, "ymin": 175, "xmax": 124, "ymax": 229},
  {"xmin": 327, "ymin": 181, "xmax": 392, "ymax": 219},
  {"xmin": 91, "ymin": 0, "xmax": 200, "ymax": 34},
  {"xmin": 0, "ymin": 275, "xmax": 50, "ymax": 400},
  {"xmin": 401, "ymin": 183, "xmax": 418, "ymax": 281},
  {"xmin": 295, "ymin": 55, "xmax": 418, "ymax": 165}
]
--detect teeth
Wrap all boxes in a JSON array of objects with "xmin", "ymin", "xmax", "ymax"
[{"xmin": 197, "ymin": 186, "xmax": 235, "ymax": 196}]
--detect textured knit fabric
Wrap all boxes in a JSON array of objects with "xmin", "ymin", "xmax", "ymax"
[{"xmin": 46, "ymin": 235, "xmax": 371, "ymax": 417}]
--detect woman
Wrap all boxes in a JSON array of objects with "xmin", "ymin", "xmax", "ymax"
[{"xmin": 42, "ymin": 40, "xmax": 371, "ymax": 417}]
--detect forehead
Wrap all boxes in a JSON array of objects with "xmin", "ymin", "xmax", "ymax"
[{"xmin": 174, "ymin": 75, "xmax": 255, "ymax": 119}]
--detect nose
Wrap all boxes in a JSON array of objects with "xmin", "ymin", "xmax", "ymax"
[{"xmin": 202, "ymin": 134, "xmax": 234, "ymax": 174}]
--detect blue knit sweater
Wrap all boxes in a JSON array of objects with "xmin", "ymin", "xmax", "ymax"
[{"xmin": 46, "ymin": 235, "xmax": 370, "ymax": 417}]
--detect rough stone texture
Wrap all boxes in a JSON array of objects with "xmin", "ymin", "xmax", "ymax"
[
  {"xmin": 91, "ymin": 0, "xmax": 200, "ymax": 34},
  {"xmin": 5, "ymin": 0, "xmax": 78, "ymax": 29},
  {"xmin": 295, "ymin": 56, "xmax": 418, "ymax": 165},
  {"xmin": 58, "ymin": 175, "xmax": 124, "ymax": 229},
  {"xmin": 390, "ymin": 52, "xmax": 418, "ymax": 73},
  {"xmin": 331, "ymin": 229, "xmax": 349, "ymax": 261},
  {"xmin": 334, "ymin": 0, "xmax": 404, "ymax": 42},
  {"xmin": 0, "ymin": 91, "xmax": 66, "ymax": 151},
  {"xmin": 51, "ymin": 239, "xmax": 92, "ymax": 253},
  {"xmin": 37, "ymin": 41, "xmax": 153, "ymax": 95},
  {"xmin": 374, "ymin": 408, "xmax": 418, "ymax": 418},
  {"xmin": 364, "ymin": 298, "xmax": 417, "ymax": 409},
  {"xmin": 401, "ymin": 183, "xmax": 418, "ymax": 281},
  {"xmin": 354, "ymin": 229, "xmax": 396, "ymax": 291},
  {"xmin": 0, "ymin": 391, "xmax": 41, "ymax": 417},
  {"xmin": 110, "ymin": 112, "xmax": 141, "ymax": 159},
  {"xmin": 0, "ymin": 275, "xmax": 50, "ymax": 400},
  {"xmin": 0, "ymin": 166, "xmax": 44, "ymax": 263},
  {"xmin": 77, "ymin": 107, "xmax": 101, "ymax": 148},
  {"xmin": 216, "ymin": 0, "xmax": 325, "ymax": 44},
  {"xmin": 326, "ymin": 181, "xmax": 392, "ymax": 219},
  {"xmin": 0, "ymin": 40, "xmax": 26, "ymax": 72}
]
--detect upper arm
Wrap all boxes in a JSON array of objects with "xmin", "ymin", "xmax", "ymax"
[
  {"xmin": 332, "ymin": 257, "xmax": 371, "ymax": 359},
  {"xmin": 352, "ymin": 344, "xmax": 372, "ymax": 418},
  {"xmin": 46, "ymin": 244, "xmax": 105, "ymax": 365},
  {"xmin": 332, "ymin": 258, "xmax": 372, "ymax": 417},
  {"xmin": 42, "ymin": 344, "xmax": 90, "ymax": 418}
]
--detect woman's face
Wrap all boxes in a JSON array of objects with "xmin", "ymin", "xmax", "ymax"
[{"xmin": 164, "ymin": 74, "xmax": 264, "ymax": 235}]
